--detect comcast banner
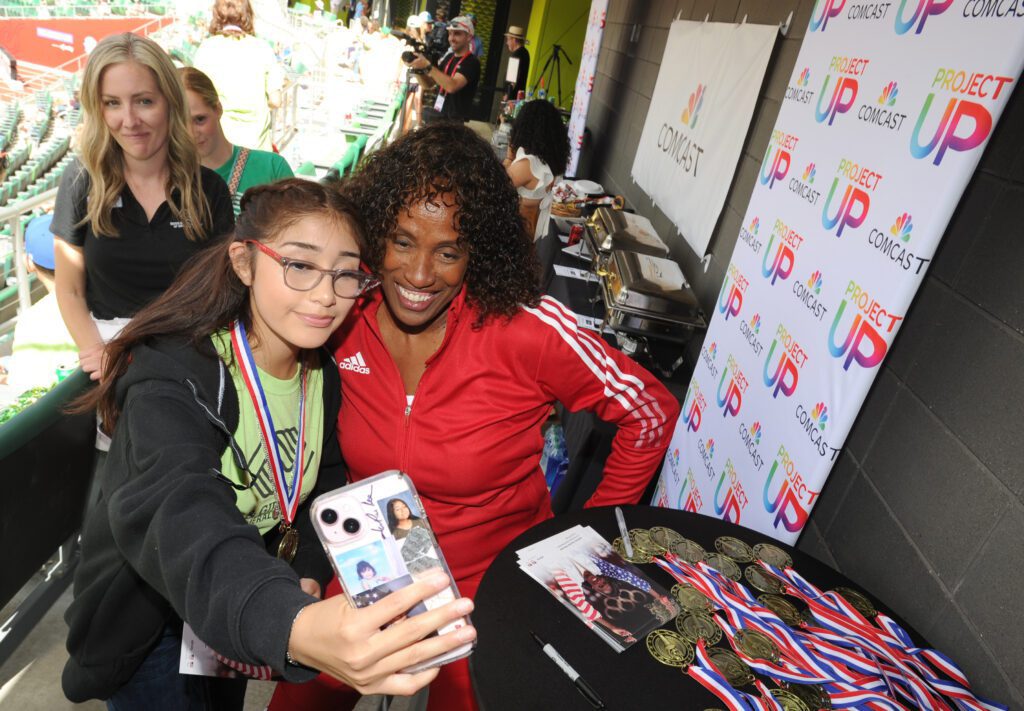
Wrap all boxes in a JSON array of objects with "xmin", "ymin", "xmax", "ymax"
[
  {"xmin": 652, "ymin": 3, "xmax": 1024, "ymax": 543},
  {"xmin": 566, "ymin": 0, "xmax": 608, "ymax": 178},
  {"xmin": 631, "ymin": 21, "xmax": 777, "ymax": 256}
]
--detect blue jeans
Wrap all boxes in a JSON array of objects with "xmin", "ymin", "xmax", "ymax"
[{"xmin": 106, "ymin": 625, "xmax": 247, "ymax": 711}]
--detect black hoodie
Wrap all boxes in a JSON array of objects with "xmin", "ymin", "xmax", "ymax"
[{"xmin": 62, "ymin": 335, "xmax": 345, "ymax": 702}]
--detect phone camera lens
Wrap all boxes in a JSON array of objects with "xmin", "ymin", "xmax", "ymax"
[
  {"xmin": 320, "ymin": 509, "xmax": 338, "ymax": 525},
  {"xmin": 342, "ymin": 518, "xmax": 361, "ymax": 534}
]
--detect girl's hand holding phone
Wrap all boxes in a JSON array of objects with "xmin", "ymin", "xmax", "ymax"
[{"xmin": 286, "ymin": 572, "xmax": 476, "ymax": 696}]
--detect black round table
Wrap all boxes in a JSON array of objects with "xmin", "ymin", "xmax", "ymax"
[{"xmin": 468, "ymin": 505, "xmax": 923, "ymax": 710}]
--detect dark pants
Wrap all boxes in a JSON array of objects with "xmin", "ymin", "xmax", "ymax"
[{"xmin": 106, "ymin": 625, "xmax": 248, "ymax": 711}]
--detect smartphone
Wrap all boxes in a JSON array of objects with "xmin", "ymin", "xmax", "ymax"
[{"xmin": 310, "ymin": 470, "xmax": 473, "ymax": 672}]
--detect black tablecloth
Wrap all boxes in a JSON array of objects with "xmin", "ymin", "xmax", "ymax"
[{"xmin": 469, "ymin": 505, "xmax": 924, "ymax": 710}]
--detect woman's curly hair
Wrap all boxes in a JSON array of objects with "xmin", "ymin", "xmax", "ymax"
[
  {"xmin": 509, "ymin": 100, "xmax": 570, "ymax": 177},
  {"xmin": 343, "ymin": 123, "xmax": 541, "ymax": 324}
]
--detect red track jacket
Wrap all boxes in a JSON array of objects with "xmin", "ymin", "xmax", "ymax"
[{"xmin": 332, "ymin": 288, "xmax": 680, "ymax": 586}]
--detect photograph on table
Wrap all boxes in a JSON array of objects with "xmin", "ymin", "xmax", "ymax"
[{"xmin": 518, "ymin": 525, "xmax": 679, "ymax": 651}]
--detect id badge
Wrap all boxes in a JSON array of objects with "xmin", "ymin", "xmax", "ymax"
[{"xmin": 433, "ymin": 93, "xmax": 445, "ymax": 112}]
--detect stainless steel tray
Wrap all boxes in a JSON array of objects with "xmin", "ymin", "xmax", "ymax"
[
  {"xmin": 599, "ymin": 273, "xmax": 705, "ymax": 344},
  {"xmin": 584, "ymin": 208, "xmax": 670, "ymax": 264},
  {"xmin": 605, "ymin": 250, "xmax": 701, "ymax": 320}
]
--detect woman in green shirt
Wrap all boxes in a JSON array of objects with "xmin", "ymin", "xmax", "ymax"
[{"xmin": 181, "ymin": 66, "xmax": 294, "ymax": 214}]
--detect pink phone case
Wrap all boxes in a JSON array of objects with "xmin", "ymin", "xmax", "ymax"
[{"xmin": 310, "ymin": 470, "xmax": 473, "ymax": 672}]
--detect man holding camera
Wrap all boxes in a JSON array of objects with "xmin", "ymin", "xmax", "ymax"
[{"xmin": 407, "ymin": 15, "xmax": 479, "ymax": 123}]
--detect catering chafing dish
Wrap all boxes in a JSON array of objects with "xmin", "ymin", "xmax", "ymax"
[
  {"xmin": 584, "ymin": 208, "xmax": 670, "ymax": 270},
  {"xmin": 598, "ymin": 249, "xmax": 705, "ymax": 344}
]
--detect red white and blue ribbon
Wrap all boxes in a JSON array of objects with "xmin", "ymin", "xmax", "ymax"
[
  {"xmin": 230, "ymin": 320, "xmax": 307, "ymax": 528},
  {"xmin": 654, "ymin": 550, "xmax": 1007, "ymax": 711}
]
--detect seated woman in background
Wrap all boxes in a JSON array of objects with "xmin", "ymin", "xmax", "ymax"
[
  {"xmin": 504, "ymin": 99, "xmax": 569, "ymax": 241},
  {"xmin": 51, "ymin": 32, "xmax": 234, "ymax": 381},
  {"xmin": 62, "ymin": 180, "xmax": 474, "ymax": 710},
  {"xmin": 181, "ymin": 67, "xmax": 294, "ymax": 215},
  {"xmin": 270, "ymin": 122, "xmax": 679, "ymax": 711}
]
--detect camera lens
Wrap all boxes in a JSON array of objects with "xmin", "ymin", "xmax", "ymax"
[
  {"xmin": 343, "ymin": 518, "xmax": 361, "ymax": 534},
  {"xmin": 320, "ymin": 509, "xmax": 338, "ymax": 525}
]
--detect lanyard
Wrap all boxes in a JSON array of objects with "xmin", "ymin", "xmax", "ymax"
[
  {"xmin": 440, "ymin": 52, "xmax": 470, "ymax": 96},
  {"xmin": 229, "ymin": 320, "xmax": 307, "ymax": 529}
]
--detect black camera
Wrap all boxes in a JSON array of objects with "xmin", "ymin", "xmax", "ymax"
[
  {"xmin": 320, "ymin": 508, "xmax": 338, "ymax": 525},
  {"xmin": 342, "ymin": 518, "xmax": 361, "ymax": 534},
  {"xmin": 395, "ymin": 30, "xmax": 438, "ymax": 74}
]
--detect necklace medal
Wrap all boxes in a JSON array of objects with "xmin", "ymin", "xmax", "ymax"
[{"xmin": 230, "ymin": 321, "xmax": 308, "ymax": 562}]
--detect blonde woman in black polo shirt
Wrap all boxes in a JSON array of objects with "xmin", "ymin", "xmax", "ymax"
[{"xmin": 52, "ymin": 33, "xmax": 234, "ymax": 381}]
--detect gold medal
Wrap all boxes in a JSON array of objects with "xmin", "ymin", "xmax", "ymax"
[
  {"xmin": 832, "ymin": 587, "xmax": 877, "ymax": 618},
  {"xmin": 649, "ymin": 526, "xmax": 683, "ymax": 553},
  {"xmin": 612, "ymin": 536, "xmax": 653, "ymax": 564},
  {"xmin": 707, "ymin": 648, "xmax": 754, "ymax": 688},
  {"xmin": 753, "ymin": 542, "xmax": 793, "ymax": 569},
  {"xmin": 734, "ymin": 628, "xmax": 780, "ymax": 662},
  {"xmin": 629, "ymin": 528, "xmax": 658, "ymax": 556},
  {"xmin": 757, "ymin": 594, "xmax": 803, "ymax": 627},
  {"xmin": 645, "ymin": 629, "xmax": 694, "ymax": 668},
  {"xmin": 671, "ymin": 583, "xmax": 714, "ymax": 612},
  {"xmin": 669, "ymin": 537, "xmax": 706, "ymax": 564},
  {"xmin": 704, "ymin": 552, "xmax": 742, "ymax": 581},
  {"xmin": 675, "ymin": 610, "xmax": 723, "ymax": 646},
  {"xmin": 786, "ymin": 683, "xmax": 833, "ymax": 710},
  {"xmin": 277, "ymin": 523, "xmax": 299, "ymax": 562},
  {"xmin": 745, "ymin": 565, "xmax": 786, "ymax": 595},
  {"xmin": 770, "ymin": 689, "xmax": 811, "ymax": 711},
  {"xmin": 714, "ymin": 536, "xmax": 754, "ymax": 563}
]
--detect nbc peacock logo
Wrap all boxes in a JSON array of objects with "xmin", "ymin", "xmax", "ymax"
[
  {"xmin": 669, "ymin": 448, "xmax": 681, "ymax": 471},
  {"xmin": 802, "ymin": 163, "xmax": 816, "ymax": 184},
  {"xmin": 706, "ymin": 438, "xmax": 716, "ymax": 459},
  {"xmin": 749, "ymin": 421, "xmax": 762, "ymax": 445},
  {"xmin": 879, "ymin": 81, "xmax": 899, "ymax": 106},
  {"xmin": 807, "ymin": 270, "xmax": 823, "ymax": 294},
  {"xmin": 701, "ymin": 340, "xmax": 719, "ymax": 378},
  {"xmin": 811, "ymin": 402, "xmax": 829, "ymax": 430},
  {"xmin": 708, "ymin": 342, "xmax": 718, "ymax": 360},
  {"xmin": 796, "ymin": 401, "xmax": 840, "ymax": 460},
  {"xmin": 891, "ymin": 212, "xmax": 913, "ymax": 242},
  {"xmin": 786, "ymin": 68, "xmax": 814, "ymax": 104},
  {"xmin": 740, "ymin": 313, "xmax": 764, "ymax": 357},
  {"xmin": 740, "ymin": 217, "xmax": 762, "ymax": 254},
  {"xmin": 680, "ymin": 84, "xmax": 705, "ymax": 129}
]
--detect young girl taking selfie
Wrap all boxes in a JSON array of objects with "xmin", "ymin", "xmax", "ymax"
[{"xmin": 62, "ymin": 179, "xmax": 476, "ymax": 710}]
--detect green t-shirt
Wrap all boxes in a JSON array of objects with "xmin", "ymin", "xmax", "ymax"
[
  {"xmin": 212, "ymin": 331, "xmax": 324, "ymax": 534},
  {"xmin": 215, "ymin": 145, "xmax": 295, "ymax": 215}
]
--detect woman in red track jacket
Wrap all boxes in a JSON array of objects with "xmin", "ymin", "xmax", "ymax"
[{"xmin": 270, "ymin": 123, "xmax": 680, "ymax": 711}]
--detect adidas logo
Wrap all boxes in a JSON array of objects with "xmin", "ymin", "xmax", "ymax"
[{"xmin": 339, "ymin": 352, "xmax": 371, "ymax": 375}]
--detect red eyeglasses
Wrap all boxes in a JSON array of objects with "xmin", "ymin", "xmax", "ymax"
[{"xmin": 246, "ymin": 240, "xmax": 379, "ymax": 298}]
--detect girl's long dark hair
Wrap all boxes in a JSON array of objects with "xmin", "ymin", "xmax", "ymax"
[
  {"xmin": 77, "ymin": 179, "xmax": 366, "ymax": 431},
  {"xmin": 510, "ymin": 100, "xmax": 570, "ymax": 178},
  {"xmin": 386, "ymin": 498, "xmax": 421, "ymax": 530}
]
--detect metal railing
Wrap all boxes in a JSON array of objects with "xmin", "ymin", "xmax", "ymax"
[{"xmin": 0, "ymin": 187, "xmax": 58, "ymax": 315}]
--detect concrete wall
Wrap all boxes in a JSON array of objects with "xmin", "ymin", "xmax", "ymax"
[{"xmin": 584, "ymin": 0, "xmax": 1024, "ymax": 705}]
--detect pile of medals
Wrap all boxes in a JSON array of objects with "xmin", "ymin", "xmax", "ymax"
[{"xmin": 612, "ymin": 527, "xmax": 1002, "ymax": 711}]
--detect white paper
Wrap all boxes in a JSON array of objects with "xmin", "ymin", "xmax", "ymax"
[
  {"xmin": 621, "ymin": 212, "xmax": 668, "ymax": 252},
  {"xmin": 505, "ymin": 57, "xmax": 520, "ymax": 84},
  {"xmin": 553, "ymin": 264, "xmax": 597, "ymax": 282},
  {"xmin": 179, "ymin": 623, "xmax": 240, "ymax": 678},
  {"xmin": 636, "ymin": 254, "xmax": 685, "ymax": 291}
]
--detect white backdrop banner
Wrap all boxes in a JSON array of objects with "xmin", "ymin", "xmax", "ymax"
[
  {"xmin": 632, "ymin": 21, "xmax": 777, "ymax": 257},
  {"xmin": 652, "ymin": 4, "xmax": 1024, "ymax": 543},
  {"xmin": 566, "ymin": 0, "xmax": 608, "ymax": 178}
]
